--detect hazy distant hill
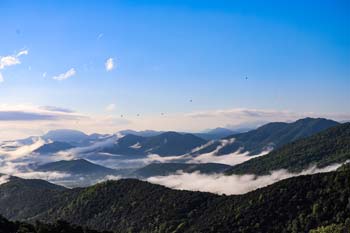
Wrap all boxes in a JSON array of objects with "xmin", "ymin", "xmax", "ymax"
[
  {"xmin": 43, "ymin": 129, "xmax": 89, "ymax": 144},
  {"xmin": 226, "ymin": 123, "xmax": 350, "ymax": 175},
  {"xmin": 118, "ymin": 129, "xmax": 163, "ymax": 137},
  {"xmin": 193, "ymin": 118, "xmax": 339, "ymax": 156},
  {"xmin": 133, "ymin": 162, "xmax": 231, "ymax": 178},
  {"xmin": 193, "ymin": 127, "xmax": 239, "ymax": 140},
  {"xmin": 0, "ymin": 168, "xmax": 349, "ymax": 233}
]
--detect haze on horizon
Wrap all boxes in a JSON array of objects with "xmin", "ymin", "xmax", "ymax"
[{"xmin": 0, "ymin": 0, "xmax": 349, "ymax": 140}]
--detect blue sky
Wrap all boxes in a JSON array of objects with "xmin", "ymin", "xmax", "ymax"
[{"xmin": 0, "ymin": 0, "xmax": 349, "ymax": 138}]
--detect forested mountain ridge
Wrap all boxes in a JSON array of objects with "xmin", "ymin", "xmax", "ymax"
[
  {"xmin": 226, "ymin": 123, "xmax": 350, "ymax": 175},
  {"xmin": 0, "ymin": 168, "xmax": 350, "ymax": 233},
  {"xmin": 192, "ymin": 118, "xmax": 339, "ymax": 156}
]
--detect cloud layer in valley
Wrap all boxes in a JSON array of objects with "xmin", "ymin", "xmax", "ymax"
[{"xmin": 147, "ymin": 163, "xmax": 346, "ymax": 195}]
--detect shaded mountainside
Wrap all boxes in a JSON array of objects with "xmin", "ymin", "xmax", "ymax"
[
  {"xmin": 226, "ymin": 123, "xmax": 350, "ymax": 175},
  {"xmin": 36, "ymin": 159, "xmax": 117, "ymax": 175},
  {"xmin": 0, "ymin": 169, "xmax": 350, "ymax": 233},
  {"xmin": 34, "ymin": 141, "xmax": 74, "ymax": 154},
  {"xmin": 132, "ymin": 162, "xmax": 232, "ymax": 178},
  {"xmin": 193, "ymin": 118, "xmax": 339, "ymax": 156},
  {"xmin": 104, "ymin": 131, "xmax": 207, "ymax": 156}
]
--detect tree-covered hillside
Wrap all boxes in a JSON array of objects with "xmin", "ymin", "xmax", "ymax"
[
  {"xmin": 0, "ymin": 215, "xmax": 112, "ymax": 233},
  {"xmin": 226, "ymin": 123, "xmax": 350, "ymax": 175},
  {"xmin": 1, "ymin": 168, "xmax": 350, "ymax": 233}
]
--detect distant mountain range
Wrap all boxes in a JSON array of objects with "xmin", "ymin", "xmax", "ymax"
[
  {"xmin": 30, "ymin": 118, "xmax": 338, "ymax": 159},
  {"xmin": 34, "ymin": 159, "xmax": 231, "ymax": 182},
  {"xmin": 0, "ymin": 167, "xmax": 349, "ymax": 233},
  {"xmin": 226, "ymin": 122, "xmax": 350, "ymax": 175},
  {"xmin": 192, "ymin": 117, "xmax": 339, "ymax": 156}
]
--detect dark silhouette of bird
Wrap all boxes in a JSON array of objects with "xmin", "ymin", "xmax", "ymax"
[
  {"xmin": 189, "ymin": 99, "xmax": 193, "ymax": 102},
  {"xmin": 137, "ymin": 114, "xmax": 140, "ymax": 117},
  {"xmin": 245, "ymin": 76, "xmax": 248, "ymax": 80},
  {"xmin": 120, "ymin": 115, "xmax": 123, "ymax": 118}
]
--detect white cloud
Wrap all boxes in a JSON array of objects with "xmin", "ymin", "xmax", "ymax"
[
  {"xmin": 0, "ymin": 72, "xmax": 3, "ymax": 83},
  {"xmin": 147, "ymin": 162, "xmax": 346, "ymax": 195},
  {"xmin": 97, "ymin": 33, "xmax": 104, "ymax": 39},
  {"xmin": 0, "ymin": 137, "xmax": 45, "ymax": 160},
  {"xmin": 16, "ymin": 49, "xmax": 29, "ymax": 57},
  {"xmin": 42, "ymin": 72, "xmax": 47, "ymax": 77},
  {"xmin": 106, "ymin": 104, "xmax": 116, "ymax": 112},
  {"xmin": 0, "ymin": 49, "xmax": 28, "ymax": 69},
  {"xmin": 105, "ymin": 58, "xmax": 114, "ymax": 71},
  {"xmin": 0, "ymin": 56, "xmax": 20, "ymax": 69},
  {"xmin": 52, "ymin": 68, "xmax": 76, "ymax": 81}
]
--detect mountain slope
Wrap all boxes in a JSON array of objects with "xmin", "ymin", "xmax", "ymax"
[
  {"xmin": 133, "ymin": 162, "xmax": 232, "ymax": 178},
  {"xmin": 104, "ymin": 131, "xmax": 207, "ymax": 156},
  {"xmin": 0, "ymin": 168, "xmax": 350, "ymax": 233},
  {"xmin": 226, "ymin": 123, "xmax": 350, "ymax": 175},
  {"xmin": 36, "ymin": 159, "xmax": 117, "ymax": 175},
  {"xmin": 34, "ymin": 141, "xmax": 74, "ymax": 154},
  {"xmin": 0, "ymin": 214, "xmax": 112, "ymax": 233},
  {"xmin": 0, "ymin": 176, "xmax": 67, "ymax": 220},
  {"xmin": 193, "ymin": 118, "xmax": 339, "ymax": 156}
]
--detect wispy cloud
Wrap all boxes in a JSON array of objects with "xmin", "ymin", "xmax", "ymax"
[
  {"xmin": 105, "ymin": 104, "xmax": 116, "ymax": 112},
  {"xmin": 105, "ymin": 58, "xmax": 114, "ymax": 71},
  {"xmin": 0, "ymin": 105, "xmax": 81, "ymax": 122},
  {"xmin": 0, "ymin": 72, "xmax": 3, "ymax": 83},
  {"xmin": 52, "ymin": 68, "xmax": 76, "ymax": 81},
  {"xmin": 16, "ymin": 49, "xmax": 29, "ymax": 57},
  {"xmin": 39, "ymin": 106, "xmax": 75, "ymax": 113}
]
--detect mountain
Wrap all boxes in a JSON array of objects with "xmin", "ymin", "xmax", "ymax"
[
  {"xmin": 104, "ymin": 131, "xmax": 207, "ymax": 156},
  {"xmin": 193, "ymin": 118, "xmax": 339, "ymax": 156},
  {"xmin": 34, "ymin": 141, "xmax": 74, "ymax": 154},
  {"xmin": 194, "ymin": 127, "xmax": 238, "ymax": 140},
  {"xmin": 35, "ymin": 159, "xmax": 134, "ymax": 188},
  {"xmin": 0, "ymin": 176, "xmax": 66, "ymax": 220},
  {"xmin": 226, "ymin": 123, "xmax": 350, "ymax": 175},
  {"xmin": 0, "ymin": 168, "xmax": 349, "ymax": 233},
  {"xmin": 141, "ymin": 132, "xmax": 207, "ymax": 156},
  {"xmin": 132, "ymin": 162, "xmax": 232, "ymax": 178},
  {"xmin": 0, "ymin": 214, "xmax": 111, "ymax": 233},
  {"xmin": 43, "ymin": 129, "xmax": 89, "ymax": 144},
  {"xmin": 36, "ymin": 159, "xmax": 117, "ymax": 175}
]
